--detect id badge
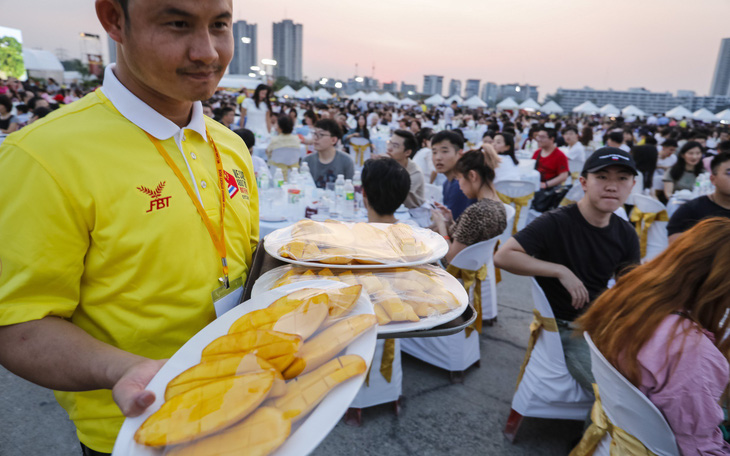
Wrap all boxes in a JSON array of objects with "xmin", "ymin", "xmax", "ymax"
[{"xmin": 212, "ymin": 276, "xmax": 244, "ymax": 317}]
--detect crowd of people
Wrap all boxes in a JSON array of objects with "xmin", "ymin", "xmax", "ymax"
[{"xmin": 1, "ymin": 1, "xmax": 730, "ymax": 453}]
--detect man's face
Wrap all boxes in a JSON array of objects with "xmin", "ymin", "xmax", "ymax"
[
  {"xmin": 222, "ymin": 110, "xmax": 234, "ymax": 126},
  {"xmin": 711, "ymin": 160, "xmax": 730, "ymax": 197},
  {"xmin": 694, "ymin": 138, "xmax": 707, "ymax": 148},
  {"xmin": 35, "ymin": 98, "xmax": 49, "ymax": 109},
  {"xmin": 313, "ymin": 128, "xmax": 337, "ymax": 152},
  {"xmin": 580, "ymin": 166, "xmax": 635, "ymax": 213},
  {"xmin": 387, "ymin": 134, "xmax": 410, "ymax": 164},
  {"xmin": 536, "ymin": 130, "xmax": 553, "ymax": 148},
  {"xmin": 202, "ymin": 105, "xmax": 213, "ymax": 117},
  {"xmin": 431, "ymin": 140, "xmax": 460, "ymax": 174},
  {"xmin": 660, "ymin": 146, "xmax": 676, "ymax": 158},
  {"xmin": 720, "ymin": 132, "xmax": 729, "ymax": 142},
  {"xmin": 564, "ymin": 130, "xmax": 578, "ymax": 145},
  {"xmin": 116, "ymin": 0, "xmax": 233, "ymax": 103}
]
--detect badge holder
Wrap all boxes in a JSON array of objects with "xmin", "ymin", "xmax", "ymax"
[{"xmin": 212, "ymin": 276, "xmax": 244, "ymax": 317}]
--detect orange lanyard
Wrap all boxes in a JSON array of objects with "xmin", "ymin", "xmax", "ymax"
[{"xmin": 146, "ymin": 130, "xmax": 231, "ymax": 288}]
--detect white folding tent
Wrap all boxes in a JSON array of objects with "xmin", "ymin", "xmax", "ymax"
[
  {"xmin": 693, "ymin": 108, "xmax": 719, "ymax": 123},
  {"xmin": 22, "ymin": 49, "xmax": 64, "ymax": 82},
  {"xmin": 348, "ymin": 91, "xmax": 368, "ymax": 100},
  {"xmin": 313, "ymin": 88, "xmax": 333, "ymax": 100},
  {"xmin": 378, "ymin": 92, "xmax": 400, "ymax": 103},
  {"xmin": 540, "ymin": 100, "xmax": 564, "ymax": 114},
  {"xmin": 294, "ymin": 87, "xmax": 314, "ymax": 99},
  {"xmin": 665, "ymin": 105, "xmax": 693, "ymax": 120},
  {"xmin": 424, "ymin": 94, "xmax": 446, "ymax": 105},
  {"xmin": 621, "ymin": 105, "xmax": 646, "ymax": 117},
  {"xmin": 463, "ymin": 95, "xmax": 487, "ymax": 108},
  {"xmin": 599, "ymin": 104, "xmax": 621, "ymax": 116},
  {"xmin": 399, "ymin": 97, "xmax": 419, "ymax": 106},
  {"xmin": 445, "ymin": 95, "xmax": 464, "ymax": 105},
  {"xmin": 519, "ymin": 98, "xmax": 541, "ymax": 111},
  {"xmin": 716, "ymin": 109, "xmax": 730, "ymax": 123},
  {"xmin": 275, "ymin": 85, "xmax": 297, "ymax": 98},
  {"xmin": 572, "ymin": 101, "xmax": 600, "ymax": 114},
  {"xmin": 497, "ymin": 97, "xmax": 519, "ymax": 110}
]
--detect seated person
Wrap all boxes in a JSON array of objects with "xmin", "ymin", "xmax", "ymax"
[
  {"xmin": 431, "ymin": 130, "xmax": 476, "ymax": 219},
  {"xmin": 233, "ymin": 128, "xmax": 270, "ymax": 179},
  {"xmin": 652, "ymin": 139, "xmax": 678, "ymax": 200},
  {"xmin": 302, "ymin": 119, "xmax": 354, "ymax": 189},
  {"xmin": 663, "ymin": 141, "xmax": 704, "ymax": 196},
  {"xmin": 668, "ymin": 152, "xmax": 730, "ymax": 242},
  {"xmin": 533, "ymin": 127, "xmax": 569, "ymax": 191},
  {"xmin": 493, "ymin": 132, "xmax": 520, "ymax": 182},
  {"xmin": 562, "ymin": 126, "xmax": 586, "ymax": 168},
  {"xmin": 266, "ymin": 114, "xmax": 302, "ymax": 159},
  {"xmin": 577, "ymin": 218, "xmax": 730, "ymax": 456},
  {"xmin": 361, "ymin": 156, "xmax": 412, "ymax": 225},
  {"xmin": 386, "ymin": 129, "xmax": 425, "ymax": 209},
  {"xmin": 495, "ymin": 148, "xmax": 640, "ymax": 391},
  {"xmin": 432, "ymin": 150, "xmax": 507, "ymax": 263}
]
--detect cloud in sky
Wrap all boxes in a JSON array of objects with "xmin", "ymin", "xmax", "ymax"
[{"xmin": 3, "ymin": 0, "xmax": 729, "ymax": 97}]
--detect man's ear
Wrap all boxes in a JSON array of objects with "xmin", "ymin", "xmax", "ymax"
[{"xmin": 96, "ymin": 0, "xmax": 126, "ymax": 44}]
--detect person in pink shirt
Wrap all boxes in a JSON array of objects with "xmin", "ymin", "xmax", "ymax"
[{"xmin": 578, "ymin": 217, "xmax": 730, "ymax": 455}]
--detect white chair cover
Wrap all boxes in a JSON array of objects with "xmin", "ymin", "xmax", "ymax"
[
  {"xmin": 350, "ymin": 339, "xmax": 403, "ymax": 408},
  {"xmin": 624, "ymin": 173, "xmax": 644, "ymax": 205},
  {"xmin": 584, "ymin": 333, "xmax": 681, "ymax": 456},
  {"xmin": 510, "ymin": 279, "xmax": 593, "ymax": 420},
  {"xmin": 424, "ymin": 183, "xmax": 443, "ymax": 204},
  {"xmin": 495, "ymin": 180, "xmax": 537, "ymax": 232},
  {"xmin": 563, "ymin": 183, "xmax": 585, "ymax": 204},
  {"xmin": 452, "ymin": 238, "xmax": 500, "ymax": 321},
  {"xmin": 348, "ymin": 136, "xmax": 373, "ymax": 166},
  {"xmin": 632, "ymin": 194, "xmax": 668, "ymax": 261},
  {"xmin": 269, "ymin": 147, "xmax": 301, "ymax": 178},
  {"xmin": 498, "ymin": 203, "xmax": 516, "ymax": 246}
]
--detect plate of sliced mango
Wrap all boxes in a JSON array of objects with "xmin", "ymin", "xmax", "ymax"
[
  {"xmin": 252, "ymin": 265, "xmax": 469, "ymax": 335},
  {"xmin": 112, "ymin": 280, "xmax": 377, "ymax": 456},
  {"xmin": 264, "ymin": 219, "xmax": 448, "ymax": 268}
]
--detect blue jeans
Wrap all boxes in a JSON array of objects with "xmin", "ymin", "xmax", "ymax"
[{"xmin": 556, "ymin": 320, "xmax": 595, "ymax": 393}]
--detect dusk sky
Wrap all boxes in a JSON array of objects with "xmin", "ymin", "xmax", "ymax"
[{"xmin": 4, "ymin": 0, "xmax": 730, "ymax": 99}]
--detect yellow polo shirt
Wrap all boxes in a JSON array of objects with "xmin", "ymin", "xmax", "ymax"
[{"xmin": 0, "ymin": 86, "xmax": 259, "ymax": 451}]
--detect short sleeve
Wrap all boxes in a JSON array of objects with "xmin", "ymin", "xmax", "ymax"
[
  {"xmin": 452, "ymin": 207, "xmax": 480, "ymax": 246},
  {"xmin": 513, "ymin": 211, "xmax": 555, "ymax": 257},
  {"xmin": 617, "ymin": 224, "xmax": 640, "ymax": 274},
  {"xmin": 0, "ymin": 143, "xmax": 89, "ymax": 326},
  {"xmin": 556, "ymin": 151, "xmax": 569, "ymax": 173},
  {"xmin": 667, "ymin": 202, "xmax": 696, "ymax": 236},
  {"xmin": 662, "ymin": 172, "xmax": 674, "ymax": 183}
]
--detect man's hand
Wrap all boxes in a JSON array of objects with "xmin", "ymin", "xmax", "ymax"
[
  {"xmin": 557, "ymin": 267, "xmax": 589, "ymax": 309},
  {"xmin": 112, "ymin": 358, "xmax": 166, "ymax": 417}
]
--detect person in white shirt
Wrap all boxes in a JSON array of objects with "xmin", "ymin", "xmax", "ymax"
[
  {"xmin": 241, "ymin": 84, "xmax": 272, "ymax": 139},
  {"xmin": 653, "ymin": 139, "xmax": 678, "ymax": 196},
  {"xmin": 562, "ymin": 126, "xmax": 586, "ymax": 169},
  {"xmin": 444, "ymin": 100, "xmax": 456, "ymax": 128},
  {"xmin": 605, "ymin": 130, "xmax": 630, "ymax": 152},
  {"xmin": 492, "ymin": 132, "xmax": 520, "ymax": 182}
]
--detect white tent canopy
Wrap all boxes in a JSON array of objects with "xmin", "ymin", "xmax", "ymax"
[
  {"xmin": 497, "ymin": 97, "xmax": 519, "ymax": 110},
  {"xmin": 275, "ymin": 85, "xmax": 297, "ymax": 98},
  {"xmin": 599, "ymin": 104, "xmax": 621, "ymax": 116},
  {"xmin": 313, "ymin": 88, "xmax": 333, "ymax": 100},
  {"xmin": 378, "ymin": 92, "xmax": 399, "ymax": 103},
  {"xmin": 572, "ymin": 101, "xmax": 600, "ymax": 114},
  {"xmin": 348, "ymin": 91, "xmax": 368, "ymax": 100},
  {"xmin": 540, "ymin": 100, "xmax": 564, "ymax": 114},
  {"xmin": 622, "ymin": 105, "xmax": 646, "ymax": 117},
  {"xmin": 463, "ymin": 95, "xmax": 487, "ymax": 108},
  {"xmin": 398, "ymin": 97, "xmax": 418, "ymax": 106},
  {"xmin": 665, "ymin": 105, "xmax": 693, "ymax": 120},
  {"xmin": 22, "ymin": 49, "xmax": 64, "ymax": 81},
  {"xmin": 693, "ymin": 108, "xmax": 719, "ymax": 123},
  {"xmin": 294, "ymin": 87, "xmax": 314, "ymax": 99},
  {"xmin": 445, "ymin": 95, "xmax": 464, "ymax": 105},
  {"xmin": 424, "ymin": 94, "xmax": 446, "ymax": 105},
  {"xmin": 218, "ymin": 74, "xmax": 264, "ymax": 90},
  {"xmin": 519, "ymin": 98, "xmax": 541, "ymax": 111},
  {"xmin": 716, "ymin": 109, "xmax": 730, "ymax": 123}
]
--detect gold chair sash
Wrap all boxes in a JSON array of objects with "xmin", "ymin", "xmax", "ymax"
[
  {"xmin": 569, "ymin": 384, "xmax": 657, "ymax": 456},
  {"xmin": 365, "ymin": 338, "xmax": 397, "ymax": 386},
  {"xmin": 350, "ymin": 143, "xmax": 370, "ymax": 166},
  {"xmin": 498, "ymin": 192, "xmax": 535, "ymax": 235},
  {"xmin": 571, "ymin": 171, "xmax": 580, "ymax": 180},
  {"xmin": 560, "ymin": 197, "xmax": 576, "ymax": 207},
  {"xmin": 629, "ymin": 207, "xmax": 669, "ymax": 259},
  {"xmin": 494, "ymin": 240, "xmax": 502, "ymax": 285},
  {"xmin": 514, "ymin": 309, "xmax": 558, "ymax": 389},
  {"xmin": 269, "ymin": 161, "xmax": 298, "ymax": 181},
  {"xmin": 447, "ymin": 264, "xmax": 488, "ymax": 337}
]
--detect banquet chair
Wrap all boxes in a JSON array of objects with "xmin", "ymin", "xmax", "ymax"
[
  {"xmin": 568, "ymin": 159, "xmax": 583, "ymax": 185},
  {"xmin": 495, "ymin": 180, "xmax": 537, "ymax": 234},
  {"xmin": 624, "ymin": 173, "xmax": 644, "ymax": 206},
  {"xmin": 349, "ymin": 137, "xmax": 373, "ymax": 168},
  {"xmin": 629, "ymin": 194, "xmax": 668, "ymax": 262},
  {"xmin": 401, "ymin": 237, "xmax": 501, "ymax": 382},
  {"xmin": 424, "ymin": 183, "xmax": 443, "ymax": 204},
  {"xmin": 560, "ymin": 183, "xmax": 585, "ymax": 207},
  {"xmin": 573, "ymin": 333, "xmax": 680, "ymax": 456},
  {"xmin": 497, "ymin": 203, "xmax": 517, "ymax": 247},
  {"xmin": 347, "ymin": 338, "xmax": 403, "ymax": 425},
  {"xmin": 504, "ymin": 279, "xmax": 593, "ymax": 442},
  {"xmin": 269, "ymin": 147, "xmax": 301, "ymax": 180}
]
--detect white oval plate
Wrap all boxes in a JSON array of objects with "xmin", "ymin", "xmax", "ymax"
[
  {"xmin": 263, "ymin": 221, "xmax": 448, "ymax": 269},
  {"xmin": 251, "ymin": 265, "xmax": 468, "ymax": 335},
  {"xmin": 112, "ymin": 280, "xmax": 377, "ymax": 456}
]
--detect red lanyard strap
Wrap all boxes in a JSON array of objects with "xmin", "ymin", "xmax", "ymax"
[{"xmin": 146, "ymin": 130, "xmax": 230, "ymax": 286}]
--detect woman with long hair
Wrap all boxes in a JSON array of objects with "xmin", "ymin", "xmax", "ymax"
[
  {"xmin": 663, "ymin": 140, "xmax": 704, "ymax": 196},
  {"xmin": 241, "ymin": 84, "xmax": 273, "ymax": 139},
  {"xmin": 343, "ymin": 113, "xmax": 370, "ymax": 146},
  {"xmin": 492, "ymin": 132, "xmax": 521, "ymax": 183},
  {"xmin": 577, "ymin": 217, "xmax": 730, "ymax": 455}
]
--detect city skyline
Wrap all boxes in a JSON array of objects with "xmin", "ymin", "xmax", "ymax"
[{"xmin": 3, "ymin": 0, "xmax": 730, "ymax": 98}]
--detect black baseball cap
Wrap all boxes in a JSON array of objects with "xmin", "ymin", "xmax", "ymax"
[{"xmin": 583, "ymin": 147, "xmax": 638, "ymax": 175}]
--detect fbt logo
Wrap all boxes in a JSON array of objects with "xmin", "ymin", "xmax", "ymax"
[{"xmin": 137, "ymin": 181, "xmax": 172, "ymax": 213}]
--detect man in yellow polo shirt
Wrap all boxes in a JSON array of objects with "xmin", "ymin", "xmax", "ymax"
[{"xmin": 0, "ymin": 0, "xmax": 258, "ymax": 454}]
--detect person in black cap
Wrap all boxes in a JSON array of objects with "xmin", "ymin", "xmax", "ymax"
[{"xmin": 495, "ymin": 147, "xmax": 640, "ymax": 393}]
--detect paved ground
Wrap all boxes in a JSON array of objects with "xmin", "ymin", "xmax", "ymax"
[{"xmin": 0, "ymin": 272, "xmax": 584, "ymax": 456}]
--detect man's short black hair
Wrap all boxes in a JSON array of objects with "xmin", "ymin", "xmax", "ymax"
[
  {"xmin": 662, "ymin": 139, "xmax": 678, "ymax": 148},
  {"xmin": 561, "ymin": 126, "xmax": 578, "ymax": 135},
  {"xmin": 0, "ymin": 95, "xmax": 12, "ymax": 113},
  {"xmin": 314, "ymin": 118, "xmax": 342, "ymax": 140},
  {"xmin": 233, "ymin": 128, "xmax": 256, "ymax": 150},
  {"xmin": 716, "ymin": 140, "xmax": 730, "ymax": 154},
  {"xmin": 606, "ymin": 131, "xmax": 624, "ymax": 144},
  {"xmin": 117, "ymin": 0, "xmax": 130, "ymax": 21},
  {"xmin": 32, "ymin": 107, "xmax": 51, "ymax": 119},
  {"xmin": 15, "ymin": 104, "xmax": 28, "ymax": 114},
  {"xmin": 431, "ymin": 130, "xmax": 464, "ymax": 150},
  {"xmin": 361, "ymin": 157, "xmax": 411, "ymax": 216},
  {"xmin": 710, "ymin": 152, "xmax": 730, "ymax": 174},
  {"xmin": 538, "ymin": 126, "xmax": 557, "ymax": 141},
  {"xmin": 277, "ymin": 114, "xmax": 294, "ymax": 134},
  {"xmin": 392, "ymin": 129, "xmax": 418, "ymax": 158}
]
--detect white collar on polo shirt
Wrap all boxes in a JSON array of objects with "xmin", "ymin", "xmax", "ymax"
[
  {"xmin": 101, "ymin": 64, "xmax": 208, "ymax": 207},
  {"xmin": 100, "ymin": 64, "xmax": 207, "ymax": 144}
]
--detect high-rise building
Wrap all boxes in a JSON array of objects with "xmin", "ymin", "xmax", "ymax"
[
  {"xmin": 465, "ymin": 79, "xmax": 480, "ymax": 99},
  {"xmin": 481, "ymin": 82, "xmax": 498, "ymax": 106},
  {"xmin": 710, "ymin": 38, "xmax": 730, "ymax": 96},
  {"xmin": 498, "ymin": 83, "xmax": 539, "ymax": 103},
  {"xmin": 272, "ymin": 19, "xmax": 303, "ymax": 81},
  {"xmin": 400, "ymin": 82, "xmax": 417, "ymax": 95},
  {"xmin": 382, "ymin": 81, "xmax": 397, "ymax": 93},
  {"xmin": 554, "ymin": 86, "xmax": 730, "ymax": 113},
  {"xmin": 448, "ymin": 79, "xmax": 462, "ymax": 97},
  {"xmin": 423, "ymin": 75, "xmax": 443, "ymax": 96},
  {"xmin": 229, "ymin": 21, "xmax": 257, "ymax": 75}
]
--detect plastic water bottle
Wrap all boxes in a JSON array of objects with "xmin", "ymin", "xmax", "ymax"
[
  {"xmin": 344, "ymin": 179, "xmax": 355, "ymax": 219},
  {"xmin": 352, "ymin": 170, "xmax": 363, "ymax": 210},
  {"xmin": 299, "ymin": 162, "xmax": 316, "ymax": 198},
  {"xmin": 258, "ymin": 172, "xmax": 269, "ymax": 191},
  {"xmin": 334, "ymin": 174, "xmax": 345, "ymax": 217},
  {"xmin": 274, "ymin": 168, "xmax": 284, "ymax": 188}
]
